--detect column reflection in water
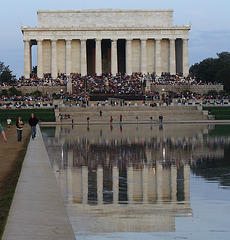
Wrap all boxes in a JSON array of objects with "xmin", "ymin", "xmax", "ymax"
[{"xmin": 42, "ymin": 124, "xmax": 220, "ymax": 234}]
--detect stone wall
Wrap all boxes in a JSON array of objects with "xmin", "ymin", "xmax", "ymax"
[
  {"xmin": 37, "ymin": 9, "xmax": 173, "ymax": 29},
  {"xmin": 0, "ymin": 86, "xmax": 67, "ymax": 95},
  {"xmin": 147, "ymin": 40, "xmax": 155, "ymax": 73},
  {"xmin": 0, "ymin": 84, "xmax": 223, "ymax": 95},
  {"xmin": 132, "ymin": 40, "xmax": 141, "ymax": 73},
  {"xmin": 150, "ymin": 84, "xmax": 224, "ymax": 94},
  {"xmin": 43, "ymin": 40, "xmax": 51, "ymax": 73}
]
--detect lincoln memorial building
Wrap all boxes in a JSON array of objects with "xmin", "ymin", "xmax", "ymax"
[{"xmin": 21, "ymin": 9, "xmax": 191, "ymax": 79}]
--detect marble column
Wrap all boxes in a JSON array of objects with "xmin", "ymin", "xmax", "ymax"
[
  {"xmin": 169, "ymin": 38, "xmax": 176, "ymax": 75},
  {"xmin": 82, "ymin": 166, "xmax": 88, "ymax": 204},
  {"xmin": 80, "ymin": 39, "xmax": 87, "ymax": 76},
  {"xmin": 66, "ymin": 40, "xmax": 72, "ymax": 76},
  {"xmin": 73, "ymin": 169, "xmax": 82, "ymax": 204},
  {"xmin": 95, "ymin": 39, "xmax": 102, "ymax": 76},
  {"xmin": 127, "ymin": 166, "xmax": 133, "ymax": 203},
  {"xmin": 126, "ymin": 39, "xmax": 132, "ymax": 75},
  {"xmin": 171, "ymin": 165, "xmax": 177, "ymax": 203},
  {"xmin": 184, "ymin": 164, "xmax": 190, "ymax": 202},
  {"xmin": 67, "ymin": 150, "xmax": 73, "ymax": 202},
  {"xmin": 113, "ymin": 167, "xmax": 119, "ymax": 204},
  {"xmin": 141, "ymin": 39, "xmax": 147, "ymax": 74},
  {"xmin": 97, "ymin": 167, "xmax": 103, "ymax": 205},
  {"xmin": 156, "ymin": 163, "xmax": 163, "ymax": 202},
  {"xmin": 142, "ymin": 166, "xmax": 148, "ymax": 203},
  {"xmin": 51, "ymin": 40, "xmax": 58, "ymax": 79},
  {"xmin": 183, "ymin": 38, "xmax": 189, "ymax": 77},
  {"xmin": 155, "ymin": 39, "xmax": 162, "ymax": 76},
  {"xmin": 37, "ymin": 40, "xmax": 43, "ymax": 79},
  {"xmin": 24, "ymin": 40, "xmax": 31, "ymax": 79},
  {"xmin": 111, "ymin": 39, "xmax": 118, "ymax": 76}
]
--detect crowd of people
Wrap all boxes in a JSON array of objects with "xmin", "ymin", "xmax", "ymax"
[
  {"xmin": 71, "ymin": 73, "xmax": 144, "ymax": 96},
  {"xmin": 151, "ymin": 72, "xmax": 222, "ymax": 86},
  {"xmin": 0, "ymin": 72, "xmax": 226, "ymax": 104},
  {"xmin": 1, "ymin": 72, "xmax": 222, "ymax": 93}
]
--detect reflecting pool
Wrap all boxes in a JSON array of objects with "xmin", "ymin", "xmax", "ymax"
[{"xmin": 41, "ymin": 124, "xmax": 230, "ymax": 240}]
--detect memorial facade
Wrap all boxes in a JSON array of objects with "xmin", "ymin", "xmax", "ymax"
[{"xmin": 21, "ymin": 9, "xmax": 191, "ymax": 79}]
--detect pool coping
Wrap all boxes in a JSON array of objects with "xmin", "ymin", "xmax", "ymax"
[
  {"xmin": 40, "ymin": 120, "xmax": 230, "ymax": 126},
  {"xmin": 2, "ymin": 127, "xmax": 75, "ymax": 240}
]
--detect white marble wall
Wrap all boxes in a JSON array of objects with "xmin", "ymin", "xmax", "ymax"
[
  {"xmin": 147, "ymin": 40, "xmax": 155, "ymax": 73},
  {"xmin": 71, "ymin": 40, "xmax": 81, "ymax": 73},
  {"xmin": 161, "ymin": 39, "xmax": 170, "ymax": 73},
  {"xmin": 22, "ymin": 9, "xmax": 191, "ymax": 78},
  {"xmin": 57, "ymin": 40, "xmax": 66, "ymax": 74},
  {"xmin": 37, "ymin": 9, "xmax": 173, "ymax": 28},
  {"xmin": 43, "ymin": 40, "xmax": 51, "ymax": 74},
  {"xmin": 132, "ymin": 40, "xmax": 141, "ymax": 73}
]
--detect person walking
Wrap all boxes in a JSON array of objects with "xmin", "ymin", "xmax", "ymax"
[
  {"xmin": 120, "ymin": 114, "xmax": 122, "ymax": 123},
  {"xmin": 0, "ymin": 123, "xmax": 7, "ymax": 142},
  {"xmin": 29, "ymin": 113, "xmax": 38, "ymax": 139},
  {"xmin": 16, "ymin": 116, "xmax": 24, "ymax": 142}
]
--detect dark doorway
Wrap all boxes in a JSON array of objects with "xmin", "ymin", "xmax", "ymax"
[
  {"xmin": 176, "ymin": 39, "xmax": 183, "ymax": 74},
  {"xmin": 102, "ymin": 39, "xmax": 111, "ymax": 74},
  {"xmin": 117, "ymin": 39, "xmax": 126, "ymax": 73},
  {"xmin": 87, "ymin": 39, "xmax": 95, "ymax": 74},
  {"xmin": 177, "ymin": 165, "xmax": 185, "ymax": 201}
]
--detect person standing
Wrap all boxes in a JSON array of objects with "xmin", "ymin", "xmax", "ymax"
[
  {"xmin": 6, "ymin": 117, "xmax": 12, "ymax": 130},
  {"xmin": 0, "ymin": 123, "xmax": 7, "ymax": 142},
  {"xmin": 120, "ymin": 114, "xmax": 122, "ymax": 123},
  {"xmin": 29, "ymin": 113, "xmax": 38, "ymax": 139},
  {"xmin": 16, "ymin": 116, "xmax": 24, "ymax": 142}
]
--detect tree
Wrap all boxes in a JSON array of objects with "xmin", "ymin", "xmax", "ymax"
[
  {"xmin": 1, "ymin": 89, "xmax": 8, "ymax": 97},
  {"xmin": 32, "ymin": 90, "xmax": 42, "ymax": 97},
  {"xmin": 190, "ymin": 52, "xmax": 230, "ymax": 92},
  {"xmin": 8, "ymin": 87, "xmax": 22, "ymax": 97},
  {"xmin": 0, "ymin": 61, "xmax": 16, "ymax": 83}
]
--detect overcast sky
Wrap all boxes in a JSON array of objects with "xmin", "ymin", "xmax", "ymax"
[{"xmin": 0, "ymin": 0, "xmax": 230, "ymax": 78}]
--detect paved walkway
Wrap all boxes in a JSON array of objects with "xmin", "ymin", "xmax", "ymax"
[{"xmin": 2, "ymin": 127, "xmax": 75, "ymax": 240}]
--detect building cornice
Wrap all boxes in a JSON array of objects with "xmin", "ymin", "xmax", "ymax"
[
  {"xmin": 21, "ymin": 26, "xmax": 191, "ymax": 33},
  {"xmin": 37, "ymin": 9, "xmax": 174, "ymax": 14}
]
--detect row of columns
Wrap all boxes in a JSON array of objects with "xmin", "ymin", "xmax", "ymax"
[
  {"xmin": 24, "ymin": 38, "xmax": 189, "ymax": 79},
  {"xmin": 64, "ymin": 164, "xmax": 190, "ymax": 205}
]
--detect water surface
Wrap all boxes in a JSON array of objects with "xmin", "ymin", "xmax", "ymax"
[{"xmin": 41, "ymin": 124, "xmax": 230, "ymax": 240}]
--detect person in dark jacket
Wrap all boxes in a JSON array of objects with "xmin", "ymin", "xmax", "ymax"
[{"xmin": 29, "ymin": 113, "xmax": 38, "ymax": 139}]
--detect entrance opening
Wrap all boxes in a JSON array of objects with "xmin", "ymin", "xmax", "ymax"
[
  {"xmin": 117, "ymin": 39, "xmax": 126, "ymax": 74},
  {"xmin": 30, "ymin": 40, "xmax": 37, "ymax": 78},
  {"xmin": 87, "ymin": 40, "xmax": 95, "ymax": 74},
  {"xmin": 176, "ymin": 39, "xmax": 183, "ymax": 74},
  {"xmin": 102, "ymin": 39, "xmax": 111, "ymax": 74}
]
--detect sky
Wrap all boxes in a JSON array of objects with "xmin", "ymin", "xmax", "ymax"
[{"xmin": 0, "ymin": 0, "xmax": 230, "ymax": 78}]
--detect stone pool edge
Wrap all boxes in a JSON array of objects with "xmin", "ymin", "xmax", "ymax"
[{"xmin": 2, "ymin": 127, "xmax": 75, "ymax": 240}]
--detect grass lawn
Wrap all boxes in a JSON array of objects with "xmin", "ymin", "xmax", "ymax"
[
  {"xmin": 203, "ymin": 106, "xmax": 230, "ymax": 120},
  {"xmin": 0, "ymin": 127, "xmax": 31, "ymax": 238},
  {"xmin": 0, "ymin": 108, "xmax": 55, "ymax": 127}
]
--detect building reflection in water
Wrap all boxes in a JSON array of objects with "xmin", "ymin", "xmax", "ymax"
[{"xmin": 41, "ymin": 124, "xmax": 228, "ymax": 233}]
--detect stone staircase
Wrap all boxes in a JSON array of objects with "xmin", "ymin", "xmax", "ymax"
[{"xmin": 57, "ymin": 106, "xmax": 208, "ymax": 123}]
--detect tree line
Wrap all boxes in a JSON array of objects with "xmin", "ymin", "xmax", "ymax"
[
  {"xmin": 189, "ymin": 52, "xmax": 230, "ymax": 92},
  {"xmin": 0, "ymin": 61, "xmax": 16, "ymax": 83}
]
